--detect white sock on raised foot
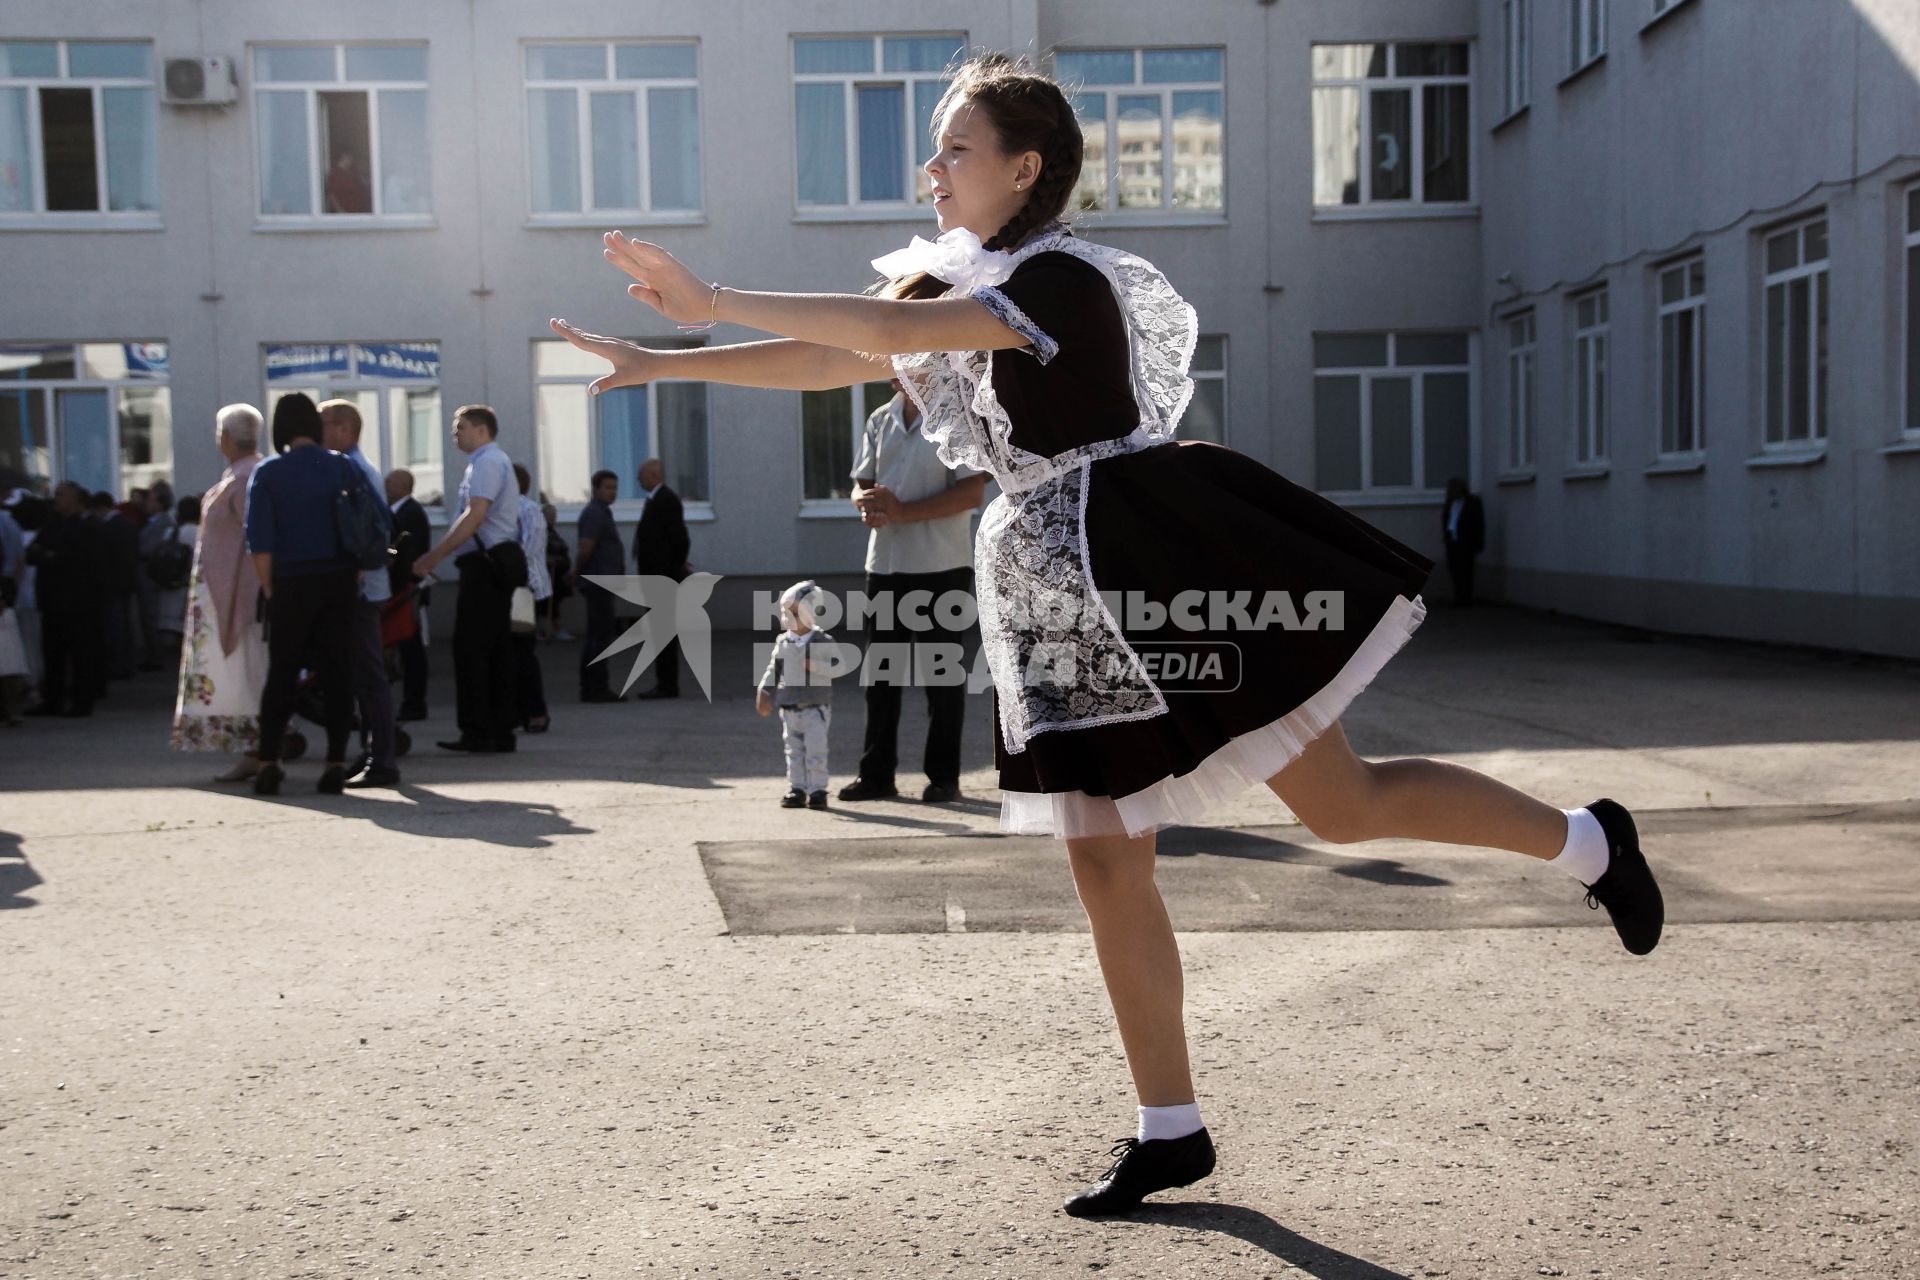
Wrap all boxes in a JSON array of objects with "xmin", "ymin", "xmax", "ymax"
[
  {"xmin": 1137, "ymin": 1102, "xmax": 1204, "ymax": 1143},
  {"xmin": 1548, "ymin": 806, "xmax": 1612, "ymax": 885}
]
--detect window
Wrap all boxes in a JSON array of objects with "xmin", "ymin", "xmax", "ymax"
[
  {"xmin": 1571, "ymin": 0, "xmax": 1607, "ymax": 70},
  {"xmin": 533, "ymin": 339, "xmax": 709, "ymax": 510},
  {"xmin": 0, "ymin": 342, "xmax": 171, "ymax": 497},
  {"xmin": 263, "ymin": 343, "xmax": 444, "ymax": 504},
  {"xmin": 1056, "ymin": 48, "xmax": 1223, "ymax": 216},
  {"xmin": 1312, "ymin": 332, "xmax": 1472, "ymax": 495},
  {"xmin": 1656, "ymin": 257, "xmax": 1706, "ymax": 456},
  {"xmin": 1311, "ymin": 43, "xmax": 1471, "ymax": 210},
  {"xmin": 1504, "ymin": 312, "xmax": 1537, "ymax": 471},
  {"xmin": 1572, "ymin": 289, "xmax": 1609, "ymax": 465},
  {"xmin": 1906, "ymin": 186, "xmax": 1920, "ymax": 437},
  {"xmin": 792, "ymin": 34, "xmax": 963, "ymax": 212},
  {"xmin": 0, "ymin": 41, "xmax": 157, "ymax": 217},
  {"xmin": 524, "ymin": 42, "xmax": 700, "ymax": 219},
  {"xmin": 1501, "ymin": 1, "xmax": 1531, "ymax": 116},
  {"xmin": 252, "ymin": 44, "xmax": 430, "ymax": 219},
  {"xmin": 1182, "ymin": 336, "xmax": 1228, "ymax": 443},
  {"xmin": 1761, "ymin": 218, "xmax": 1829, "ymax": 449},
  {"xmin": 802, "ymin": 381, "xmax": 895, "ymax": 507}
]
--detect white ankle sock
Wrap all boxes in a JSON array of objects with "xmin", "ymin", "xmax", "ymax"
[
  {"xmin": 1548, "ymin": 807, "xmax": 1611, "ymax": 885},
  {"xmin": 1137, "ymin": 1102, "xmax": 1203, "ymax": 1142}
]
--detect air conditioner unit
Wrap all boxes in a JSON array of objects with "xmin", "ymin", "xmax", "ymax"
[{"xmin": 162, "ymin": 56, "xmax": 238, "ymax": 107}]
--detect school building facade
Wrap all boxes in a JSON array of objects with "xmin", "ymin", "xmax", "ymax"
[{"xmin": 2, "ymin": 0, "xmax": 1916, "ymax": 651}]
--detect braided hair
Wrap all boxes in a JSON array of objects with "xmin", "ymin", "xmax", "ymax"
[{"xmin": 881, "ymin": 52, "xmax": 1085, "ymax": 301}]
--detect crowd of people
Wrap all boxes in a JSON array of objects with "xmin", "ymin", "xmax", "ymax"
[{"xmin": 0, "ymin": 391, "xmax": 700, "ymax": 798}]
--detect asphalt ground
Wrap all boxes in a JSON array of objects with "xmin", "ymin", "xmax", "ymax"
[{"xmin": 3, "ymin": 602, "xmax": 1917, "ymax": 1278}]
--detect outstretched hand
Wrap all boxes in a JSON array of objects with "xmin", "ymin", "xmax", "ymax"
[
  {"xmin": 602, "ymin": 231, "xmax": 712, "ymax": 324},
  {"xmin": 546, "ymin": 318, "xmax": 662, "ymax": 395}
]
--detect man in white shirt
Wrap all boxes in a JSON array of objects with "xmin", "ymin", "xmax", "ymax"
[
  {"xmin": 413, "ymin": 405, "xmax": 524, "ymax": 752},
  {"xmin": 839, "ymin": 382, "xmax": 987, "ymax": 804}
]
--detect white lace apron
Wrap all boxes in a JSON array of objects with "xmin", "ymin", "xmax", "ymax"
[{"xmin": 890, "ymin": 229, "xmax": 1199, "ymax": 758}]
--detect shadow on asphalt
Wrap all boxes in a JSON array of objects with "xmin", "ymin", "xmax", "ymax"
[
  {"xmin": 0, "ymin": 830, "xmax": 41, "ymax": 909},
  {"xmin": 1156, "ymin": 826, "xmax": 1451, "ymax": 888},
  {"xmin": 1136, "ymin": 1201, "xmax": 1411, "ymax": 1278},
  {"xmin": 224, "ymin": 786, "xmax": 594, "ymax": 849}
]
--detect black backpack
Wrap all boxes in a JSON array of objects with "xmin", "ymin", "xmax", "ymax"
[
  {"xmin": 334, "ymin": 454, "xmax": 392, "ymax": 571},
  {"xmin": 145, "ymin": 525, "xmax": 193, "ymax": 590}
]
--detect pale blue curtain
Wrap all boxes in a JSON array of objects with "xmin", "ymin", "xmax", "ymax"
[
  {"xmin": 795, "ymin": 83, "xmax": 845, "ymax": 205},
  {"xmin": 590, "ymin": 90, "xmax": 638, "ymax": 210},
  {"xmin": 527, "ymin": 88, "xmax": 579, "ymax": 213},
  {"xmin": 648, "ymin": 86, "xmax": 699, "ymax": 210},
  {"xmin": 57, "ymin": 389, "xmax": 113, "ymax": 495},
  {"xmin": 257, "ymin": 90, "xmax": 312, "ymax": 215},
  {"xmin": 656, "ymin": 383, "xmax": 708, "ymax": 502},
  {"xmin": 856, "ymin": 84, "xmax": 903, "ymax": 202},
  {"xmin": 103, "ymin": 88, "xmax": 158, "ymax": 212},
  {"xmin": 597, "ymin": 387, "xmax": 650, "ymax": 489},
  {"xmin": 378, "ymin": 89, "xmax": 430, "ymax": 214},
  {"xmin": 0, "ymin": 88, "xmax": 32, "ymax": 212}
]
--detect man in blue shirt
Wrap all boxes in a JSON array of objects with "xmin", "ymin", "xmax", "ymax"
[
  {"xmin": 320, "ymin": 400, "xmax": 399, "ymax": 787},
  {"xmin": 411, "ymin": 404, "xmax": 523, "ymax": 752},
  {"xmin": 567, "ymin": 468, "xmax": 624, "ymax": 702},
  {"xmin": 245, "ymin": 393, "xmax": 357, "ymax": 795}
]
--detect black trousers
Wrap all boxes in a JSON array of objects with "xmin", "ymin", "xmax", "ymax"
[
  {"xmin": 857, "ymin": 566, "xmax": 973, "ymax": 787},
  {"xmin": 580, "ymin": 581, "xmax": 617, "ymax": 697},
  {"xmin": 513, "ymin": 631, "xmax": 547, "ymax": 724},
  {"xmin": 453, "ymin": 551, "xmax": 516, "ymax": 744},
  {"xmin": 397, "ymin": 586, "xmax": 429, "ymax": 713},
  {"xmin": 259, "ymin": 568, "xmax": 356, "ymax": 763},
  {"xmin": 40, "ymin": 605, "xmax": 103, "ymax": 714},
  {"xmin": 1445, "ymin": 547, "xmax": 1478, "ymax": 605}
]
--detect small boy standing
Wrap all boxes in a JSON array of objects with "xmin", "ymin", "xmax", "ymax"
[{"xmin": 757, "ymin": 580, "xmax": 835, "ymax": 809}]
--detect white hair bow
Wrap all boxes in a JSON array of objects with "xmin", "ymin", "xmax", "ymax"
[{"xmin": 871, "ymin": 227, "xmax": 1017, "ymax": 294}]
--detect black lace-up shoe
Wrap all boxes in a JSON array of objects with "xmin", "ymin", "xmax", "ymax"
[
  {"xmin": 1581, "ymin": 798, "xmax": 1664, "ymax": 955},
  {"xmin": 1062, "ymin": 1129, "xmax": 1216, "ymax": 1218},
  {"xmin": 837, "ymin": 777, "xmax": 898, "ymax": 802},
  {"xmin": 780, "ymin": 788, "xmax": 807, "ymax": 809}
]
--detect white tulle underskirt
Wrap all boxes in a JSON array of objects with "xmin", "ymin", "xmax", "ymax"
[{"xmin": 997, "ymin": 594, "xmax": 1428, "ymax": 840}]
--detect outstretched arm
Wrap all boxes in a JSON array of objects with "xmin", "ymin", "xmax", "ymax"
[
  {"xmin": 597, "ymin": 232, "xmax": 1033, "ymax": 356},
  {"xmin": 548, "ymin": 322, "xmax": 889, "ymax": 395}
]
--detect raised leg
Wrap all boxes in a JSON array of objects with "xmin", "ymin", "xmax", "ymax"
[
  {"xmin": 1064, "ymin": 830, "xmax": 1193, "ymax": 1106},
  {"xmin": 1267, "ymin": 720, "xmax": 1567, "ymax": 858}
]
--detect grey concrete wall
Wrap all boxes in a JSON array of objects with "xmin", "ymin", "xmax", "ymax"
[{"xmin": 1476, "ymin": 0, "xmax": 1920, "ymax": 657}]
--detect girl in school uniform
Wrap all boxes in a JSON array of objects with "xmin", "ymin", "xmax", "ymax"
[{"xmin": 552, "ymin": 52, "xmax": 1664, "ymax": 1218}]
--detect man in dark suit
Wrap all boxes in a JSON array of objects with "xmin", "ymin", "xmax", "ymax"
[
  {"xmin": 385, "ymin": 468, "xmax": 434, "ymax": 721},
  {"xmin": 629, "ymin": 457, "xmax": 690, "ymax": 699},
  {"xmin": 27, "ymin": 482, "xmax": 106, "ymax": 717},
  {"xmin": 1441, "ymin": 477, "xmax": 1486, "ymax": 607},
  {"xmin": 89, "ymin": 489, "xmax": 140, "ymax": 683}
]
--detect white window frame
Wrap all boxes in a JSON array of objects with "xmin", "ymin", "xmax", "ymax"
[
  {"xmin": 1571, "ymin": 287, "xmax": 1609, "ymax": 467},
  {"xmin": 531, "ymin": 338, "xmax": 713, "ymax": 521},
  {"xmin": 0, "ymin": 40, "xmax": 158, "ymax": 226},
  {"xmin": 522, "ymin": 40, "xmax": 702, "ymax": 225},
  {"xmin": 1570, "ymin": 0, "xmax": 1607, "ymax": 72},
  {"xmin": 1314, "ymin": 332, "xmax": 1475, "ymax": 501},
  {"xmin": 1310, "ymin": 42, "xmax": 1474, "ymax": 214},
  {"xmin": 1504, "ymin": 312, "xmax": 1536, "ymax": 473},
  {"xmin": 1655, "ymin": 256, "xmax": 1707, "ymax": 460},
  {"xmin": 250, "ymin": 42, "xmax": 431, "ymax": 226},
  {"xmin": 1055, "ymin": 47, "xmax": 1226, "ymax": 221},
  {"xmin": 1502, "ymin": 0, "xmax": 1532, "ymax": 117},
  {"xmin": 790, "ymin": 32, "xmax": 964, "ymax": 218},
  {"xmin": 799, "ymin": 381, "xmax": 895, "ymax": 517},
  {"xmin": 0, "ymin": 342, "xmax": 171, "ymax": 498},
  {"xmin": 262, "ymin": 342, "xmax": 446, "ymax": 504},
  {"xmin": 1904, "ymin": 184, "xmax": 1920, "ymax": 440},
  {"xmin": 1761, "ymin": 217, "xmax": 1829, "ymax": 451}
]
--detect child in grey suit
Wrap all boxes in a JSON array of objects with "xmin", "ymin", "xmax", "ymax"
[{"xmin": 756, "ymin": 580, "xmax": 835, "ymax": 809}]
